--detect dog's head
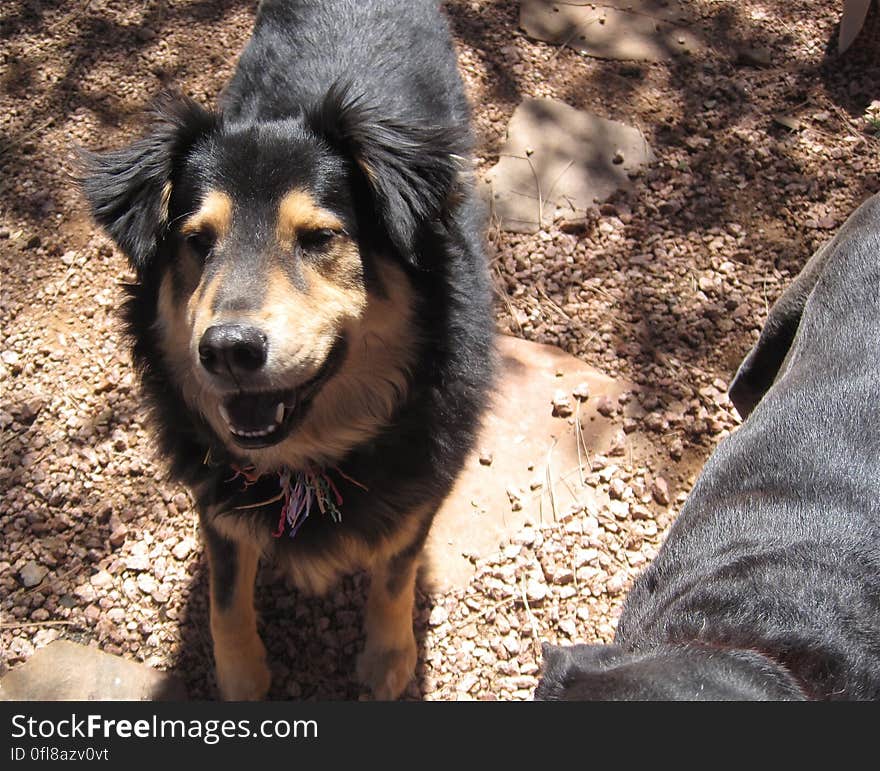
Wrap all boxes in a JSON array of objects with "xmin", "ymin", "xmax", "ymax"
[
  {"xmin": 535, "ymin": 643, "xmax": 806, "ymax": 701},
  {"xmin": 81, "ymin": 88, "xmax": 467, "ymax": 468}
]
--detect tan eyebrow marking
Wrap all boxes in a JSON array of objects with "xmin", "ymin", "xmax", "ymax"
[
  {"xmin": 181, "ymin": 190, "xmax": 233, "ymax": 239},
  {"xmin": 276, "ymin": 189, "xmax": 344, "ymax": 243}
]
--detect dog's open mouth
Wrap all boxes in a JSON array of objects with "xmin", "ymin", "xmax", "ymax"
[
  {"xmin": 215, "ymin": 336, "xmax": 348, "ymax": 449},
  {"xmin": 219, "ymin": 389, "xmax": 299, "ymax": 448}
]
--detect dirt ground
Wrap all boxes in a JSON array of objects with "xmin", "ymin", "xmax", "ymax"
[{"xmin": 1, "ymin": 1, "xmax": 879, "ymax": 700}]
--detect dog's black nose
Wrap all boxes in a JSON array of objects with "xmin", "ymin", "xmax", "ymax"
[{"xmin": 199, "ymin": 324, "xmax": 268, "ymax": 377}]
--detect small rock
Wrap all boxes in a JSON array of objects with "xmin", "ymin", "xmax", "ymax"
[
  {"xmin": 136, "ymin": 573, "xmax": 157, "ymax": 595},
  {"xmin": 19, "ymin": 561, "xmax": 48, "ymax": 588},
  {"xmin": 627, "ymin": 550, "xmax": 646, "ymax": 567},
  {"xmin": 171, "ymin": 537, "xmax": 195, "ymax": 561},
  {"xmin": 572, "ymin": 382, "xmax": 590, "ymax": 401},
  {"xmin": 14, "ymin": 395, "xmax": 45, "ymax": 423},
  {"xmin": 109, "ymin": 521, "xmax": 128, "ymax": 549},
  {"xmin": 506, "ymin": 486, "xmax": 524, "ymax": 512},
  {"xmin": 525, "ymin": 580, "xmax": 548, "ymax": 603},
  {"xmin": 651, "ymin": 476, "xmax": 670, "ymax": 505},
  {"xmin": 608, "ymin": 478, "xmax": 626, "ymax": 500},
  {"xmin": 503, "ymin": 634, "xmax": 520, "ymax": 654},
  {"xmin": 89, "ymin": 570, "xmax": 113, "ymax": 589},
  {"xmin": 478, "ymin": 449, "xmax": 494, "ymax": 466},
  {"xmin": 125, "ymin": 554, "xmax": 149, "ymax": 572},
  {"xmin": 549, "ymin": 567, "xmax": 574, "ymax": 586},
  {"xmin": 595, "ymin": 395, "xmax": 615, "ymax": 417},
  {"xmin": 607, "ymin": 570, "xmax": 629, "ymax": 595},
  {"xmin": 73, "ymin": 583, "xmax": 97, "ymax": 603},
  {"xmin": 429, "ymin": 606, "xmax": 449, "ymax": 626},
  {"xmin": 551, "ymin": 390, "xmax": 573, "ymax": 417},
  {"xmin": 171, "ymin": 492, "xmax": 189, "ymax": 511}
]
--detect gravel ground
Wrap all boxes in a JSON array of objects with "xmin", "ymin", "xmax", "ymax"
[{"xmin": 1, "ymin": 1, "xmax": 879, "ymax": 700}]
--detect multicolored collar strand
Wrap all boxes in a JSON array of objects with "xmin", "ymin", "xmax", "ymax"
[{"xmin": 228, "ymin": 464, "xmax": 366, "ymax": 539}]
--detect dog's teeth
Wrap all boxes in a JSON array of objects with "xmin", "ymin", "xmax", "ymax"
[
  {"xmin": 275, "ymin": 402, "xmax": 285, "ymax": 423},
  {"xmin": 219, "ymin": 404, "xmax": 231, "ymax": 424}
]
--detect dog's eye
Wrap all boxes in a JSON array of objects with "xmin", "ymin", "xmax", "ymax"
[
  {"xmin": 298, "ymin": 228, "xmax": 338, "ymax": 252},
  {"xmin": 186, "ymin": 231, "xmax": 215, "ymax": 262}
]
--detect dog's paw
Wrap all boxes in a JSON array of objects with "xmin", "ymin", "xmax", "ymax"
[
  {"xmin": 356, "ymin": 639, "xmax": 417, "ymax": 700},
  {"xmin": 214, "ymin": 638, "xmax": 271, "ymax": 701}
]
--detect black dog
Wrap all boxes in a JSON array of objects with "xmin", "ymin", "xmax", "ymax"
[
  {"xmin": 81, "ymin": 0, "xmax": 493, "ymax": 700},
  {"xmin": 537, "ymin": 194, "xmax": 880, "ymax": 700}
]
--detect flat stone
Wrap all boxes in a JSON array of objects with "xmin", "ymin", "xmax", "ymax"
[
  {"xmin": 482, "ymin": 98, "xmax": 654, "ymax": 233},
  {"xmin": 520, "ymin": 0, "xmax": 703, "ymax": 63},
  {"xmin": 0, "ymin": 640, "xmax": 186, "ymax": 700},
  {"xmin": 423, "ymin": 335, "xmax": 634, "ymax": 591}
]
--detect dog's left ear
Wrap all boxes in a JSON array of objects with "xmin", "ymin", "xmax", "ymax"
[
  {"xmin": 730, "ymin": 193, "xmax": 880, "ymax": 418},
  {"xmin": 729, "ymin": 259, "xmax": 822, "ymax": 420},
  {"xmin": 309, "ymin": 83, "xmax": 469, "ymax": 268},
  {"xmin": 535, "ymin": 643, "xmax": 626, "ymax": 701},
  {"xmin": 79, "ymin": 93, "xmax": 216, "ymax": 275}
]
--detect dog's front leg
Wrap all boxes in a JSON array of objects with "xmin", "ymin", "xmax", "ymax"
[
  {"xmin": 202, "ymin": 519, "xmax": 270, "ymax": 700},
  {"xmin": 356, "ymin": 534, "xmax": 424, "ymax": 700}
]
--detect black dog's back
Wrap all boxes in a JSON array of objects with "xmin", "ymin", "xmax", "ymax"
[
  {"xmin": 538, "ymin": 195, "xmax": 880, "ymax": 700},
  {"xmin": 223, "ymin": 0, "xmax": 469, "ymax": 130}
]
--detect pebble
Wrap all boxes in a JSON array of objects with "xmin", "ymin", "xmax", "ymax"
[
  {"xmin": 19, "ymin": 561, "xmax": 48, "ymax": 588},
  {"xmin": 651, "ymin": 477, "xmax": 670, "ymax": 505},
  {"xmin": 606, "ymin": 570, "xmax": 629, "ymax": 595},
  {"xmin": 574, "ymin": 547, "xmax": 599, "ymax": 567},
  {"xmin": 595, "ymin": 395, "xmax": 615, "ymax": 417},
  {"xmin": 572, "ymin": 382, "xmax": 590, "ymax": 401},
  {"xmin": 171, "ymin": 537, "xmax": 195, "ymax": 561},
  {"xmin": 525, "ymin": 580, "xmax": 548, "ymax": 603},
  {"xmin": 457, "ymin": 674, "xmax": 480, "ymax": 694},
  {"xmin": 136, "ymin": 574, "xmax": 157, "ymax": 595},
  {"xmin": 551, "ymin": 390, "xmax": 573, "ymax": 417},
  {"xmin": 429, "ymin": 606, "xmax": 449, "ymax": 626},
  {"xmin": 548, "ymin": 566, "xmax": 574, "ymax": 585},
  {"xmin": 89, "ymin": 570, "xmax": 113, "ymax": 589},
  {"xmin": 73, "ymin": 582, "xmax": 97, "ymax": 603}
]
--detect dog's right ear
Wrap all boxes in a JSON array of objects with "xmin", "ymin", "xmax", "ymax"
[{"xmin": 79, "ymin": 93, "xmax": 216, "ymax": 274}]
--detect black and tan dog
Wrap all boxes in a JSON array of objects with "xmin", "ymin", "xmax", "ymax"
[
  {"xmin": 537, "ymin": 194, "xmax": 880, "ymax": 700},
  {"xmin": 81, "ymin": 0, "xmax": 493, "ymax": 700}
]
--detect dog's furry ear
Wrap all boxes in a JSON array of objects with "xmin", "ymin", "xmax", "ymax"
[
  {"xmin": 535, "ymin": 644, "xmax": 625, "ymax": 701},
  {"xmin": 309, "ymin": 82, "xmax": 469, "ymax": 268},
  {"xmin": 79, "ymin": 93, "xmax": 216, "ymax": 274},
  {"xmin": 729, "ymin": 263, "xmax": 821, "ymax": 420},
  {"xmin": 730, "ymin": 195, "xmax": 880, "ymax": 418}
]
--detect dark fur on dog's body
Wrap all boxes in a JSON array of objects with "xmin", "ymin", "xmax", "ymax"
[
  {"xmin": 537, "ymin": 194, "xmax": 880, "ymax": 701},
  {"xmin": 82, "ymin": 0, "xmax": 493, "ymax": 699}
]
